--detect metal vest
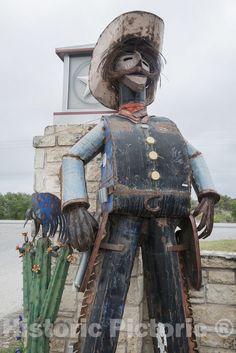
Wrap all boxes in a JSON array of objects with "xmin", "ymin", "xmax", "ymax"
[{"xmin": 99, "ymin": 115, "xmax": 191, "ymax": 217}]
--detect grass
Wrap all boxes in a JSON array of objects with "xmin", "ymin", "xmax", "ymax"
[
  {"xmin": 200, "ymin": 239, "xmax": 236, "ymax": 252},
  {"xmin": 0, "ymin": 342, "xmax": 24, "ymax": 353}
]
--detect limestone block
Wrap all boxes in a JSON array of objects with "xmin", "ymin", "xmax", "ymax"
[
  {"xmin": 201, "ymin": 269, "xmax": 208, "ymax": 286},
  {"xmin": 45, "ymin": 175, "xmax": 60, "ymax": 194},
  {"xmin": 142, "ymin": 336, "xmax": 154, "ymax": 353},
  {"xmin": 200, "ymin": 332, "xmax": 236, "ymax": 350},
  {"xmin": 34, "ymin": 169, "xmax": 46, "ymax": 192},
  {"xmin": 55, "ymin": 126, "xmax": 72, "ymax": 133},
  {"xmin": 33, "ymin": 135, "xmax": 56, "ymax": 148},
  {"xmin": 122, "ymin": 305, "xmax": 142, "ymax": 332},
  {"xmin": 50, "ymin": 337, "xmax": 65, "ymax": 352},
  {"xmin": 126, "ymin": 276, "xmax": 144, "ymax": 306},
  {"xmin": 54, "ymin": 316, "xmax": 79, "ymax": 326},
  {"xmin": 85, "ymin": 162, "xmax": 101, "ymax": 182},
  {"xmin": 127, "ymin": 336, "xmax": 143, "ymax": 353},
  {"xmin": 59, "ymin": 285, "xmax": 78, "ymax": 313},
  {"xmin": 87, "ymin": 192, "xmax": 97, "ymax": 201},
  {"xmin": 206, "ymin": 284, "xmax": 236, "ymax": 305},
  {"xmin": 52, "ymin": 317, "xmax": 78, "ymax": 342},
  {"xmin": 199, "ymin": 347, "xmax": 236, "ymax": 353},
  {"xmin": 57, "ymin": 134, "xmax": 82, "ymax": 146},
  {"xmin": 189, "ymin": 286, "xmax": 205, "ymax": 299},
  {"xmin": 44, "ymin": 125, "xmax": 55, "ymax": 135},
  {"xmin": 192, "ymin": 304, "xmax": 236, "ymax": 326},
  {"xmin": 189, "ymin": 297, "xmax": 205, "ymax": 304},
  {"xmin": 131, "ymin": 251, "xmax": 143, "ymax": 277},
  {"xmin": 116, "ymin": 344, "xmax": 126, "ymax": 353},
  {"xmin": 118, "ymin": 332, "xmax": 127, "ymax": 344},
  {"xmin": 45, "ymin": 162, "xmax": 61, "ymax": 177},
  {"xmin": 66, "ymin": 265, "xmax": 79, "ymax": 285},
  {"xmin": 208, "ymin": 270, "xmax": 235, "ymax": 284},
  {"xmin": 46, "ymin": 147, "xmax": 69, "ymax": 162},
  {"xmin": 88, "ymin": 202, "xmax": 97, "ymax": 214},
  {"xmin": 55, "ymin": 124, "xmax": 95, "ymax": 134},
  {"xmin": 34, "ymin": 149, "xmax": 45, "ymax": 169},
  {"xmin": 87, "ymin": 181, "xmax": 100, "ymax": 193},
  {"xmin": 201, "ymin": 253, "xmax": 236, "ymax": 270}
]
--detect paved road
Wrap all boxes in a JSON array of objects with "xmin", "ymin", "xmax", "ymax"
[
  {"xmin": 0, "ymin": 221, "xmax": 33, "ymax": 319},
  {"xmin": 0, "ymin": 221, "xmax": 235, "ymax": 319}
]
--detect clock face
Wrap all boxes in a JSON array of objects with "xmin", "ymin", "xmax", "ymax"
[
  {"xmin": 73, "ymin": 60, "xmax": 98, "ymax": 105},
  {"xmin": 68, "ymin": 56, "xmax": 102, "ymax": 110}
]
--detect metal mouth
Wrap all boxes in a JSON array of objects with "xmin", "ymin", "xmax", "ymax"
[
  {"xmin": 129, "ymin": 72, "xmax": 146, "ymax": 77},
  {"xmin": 111, "ymin": 66, "xmax": 157, "ymax": 80}
]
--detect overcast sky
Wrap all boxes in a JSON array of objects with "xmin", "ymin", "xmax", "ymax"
[{"xmin": 0, "ymin": 0, "xmax": 235, "ymax": 197}]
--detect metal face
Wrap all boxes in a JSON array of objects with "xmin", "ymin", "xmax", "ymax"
[
  {"xmin": 115, "ymin": 52, "xmax": 150, "ymax": 72},
  {"xmin": 114, "ymin": 51, "xmax": 150, "ymax": 92}
]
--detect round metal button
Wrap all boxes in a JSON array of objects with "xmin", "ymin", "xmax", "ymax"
[
  {"xmin": 146, "ymin": 136, "xmax": 155, "ymax": 145},
  {"xmin": 151, "ymin": 171, "xmax": 160, "ymax": 180},
  {"xmin": 149, "ymin": 151, "xmax": 158, "ymax": 160}
]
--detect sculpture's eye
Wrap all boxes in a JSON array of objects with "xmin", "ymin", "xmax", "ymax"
[
  {"xmin": 142, "ymin": 60, "xmax": 149, "ymax": 68},
  {"xmin": 123, "ymin": 57, "xmax": 133, "ymax": 61}
]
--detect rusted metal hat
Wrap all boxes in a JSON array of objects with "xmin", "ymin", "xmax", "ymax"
[{"xmin": 89, "ymin": 11, "xmax": 164, "ymax": 109}]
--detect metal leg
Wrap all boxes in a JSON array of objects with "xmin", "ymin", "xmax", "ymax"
[
  {"xmin": 77, "ymin": 214, "xmax": 142, "ymax": 353},
  {"xmin": 142, "ymin": 218, "xmax": 190, "ymax": 353}
]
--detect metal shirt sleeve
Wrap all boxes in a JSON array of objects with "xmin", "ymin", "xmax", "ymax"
[
  {"xmin": 62, "ymin": 121, "xmax": 105, "ymax": 210},
  {"xmin": 186, "ymin": 141, "xmax": 216, "ymax": 196}
]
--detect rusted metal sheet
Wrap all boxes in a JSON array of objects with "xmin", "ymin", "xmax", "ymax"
[
  {"xmin": 75, "ymin": 214, "xmax": 143, "ymax": 353},
  {"xmin": 142, "ymin": 218, "xmax": 190, "ymax": 353},
  {"xmin": 177, "ymin": 215, "xmax": 202, "ymax": 290},
  {"xmin": 80, "ymin": 213, "xmax": 108, "ymax": 292}
]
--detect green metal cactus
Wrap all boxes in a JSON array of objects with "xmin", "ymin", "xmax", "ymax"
[
  {"xmin": 21, "ymin": 238, "xmax": 72, "ymax": 353},
  {"xmin": 20, "ymin": 192, "xmax": 72, "ymax": 352},
  {"xmin": 22, "ymin": 242, "xmax": 34, "ymax": 319}
]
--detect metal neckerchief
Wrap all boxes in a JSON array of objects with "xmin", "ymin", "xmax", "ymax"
[{"xmin": 118, "ymin": 102, "xmax": 149, "ymax": 123}]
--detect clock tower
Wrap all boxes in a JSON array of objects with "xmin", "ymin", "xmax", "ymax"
[{"xmin": 54, "ymin": 44, "xmax": 113, "ymax": 124}]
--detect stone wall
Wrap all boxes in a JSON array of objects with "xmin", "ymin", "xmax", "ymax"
[
  {"xmin": 191, "ymin": 252, "xmax": 236, "ymax": 353},
  {"xmin": 33, "ymin": 124, "xmax": 236, "ymax": 353}
]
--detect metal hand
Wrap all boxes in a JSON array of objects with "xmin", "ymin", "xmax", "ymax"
[
  {"xmin": 64, "ymin": 205, "xmax": 98, "ymax": 251},
  {"xmin": 193, "ymin": 197, "xmax": 215, "ymax": 239}
]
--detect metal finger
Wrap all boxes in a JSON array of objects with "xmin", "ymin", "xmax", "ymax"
[
  {"xmin": 192, "ymin": 199, "xmax": 205, "ymax": 217},
  {"xmin": 198, "ymin": 228, "xmax": 206, "ymax": 239},
  {"xmin": 197, "ymin": 211, "xmax": 208, "ymax": 232}
]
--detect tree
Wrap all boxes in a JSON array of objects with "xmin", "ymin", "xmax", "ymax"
[
  {"xmin": 0, "ymin": 193, "xmax": 31, "ymax": 220},
  {"xmin": 230, "ymin": 200, "xmax": 236, "ymax": 221}
]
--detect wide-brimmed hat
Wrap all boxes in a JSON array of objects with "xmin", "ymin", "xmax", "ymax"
[{"xmin": 89, "ymin": 11, "xmax": 164, "ymax": 110}]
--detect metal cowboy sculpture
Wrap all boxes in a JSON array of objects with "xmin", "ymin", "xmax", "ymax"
[{"xmin": 28, "ymin": 11, "xmax": 220, "ymax": 353}]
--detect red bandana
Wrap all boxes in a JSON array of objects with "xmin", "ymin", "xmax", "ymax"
[{"xmin": 118, "ymin": 103, "xmax": 149, "ymax": 124}]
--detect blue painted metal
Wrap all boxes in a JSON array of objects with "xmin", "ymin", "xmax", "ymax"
[
  {"xmin": 100, "ymin": 115, "xmax": 192, "ymax": 216},
  {"xmin": 70, "ymin": 122, "xmax": 105, "ymax": 163},
  {"xmin": 186, "ymin": 142, "xmax": 216, "ymax": 194},
  {"xmin": 62, "ymin": 157, "xmax": 89, "ymax": 208},
  {"xmin": 62, "ymin": 121, "xmax": 105, "ymax": 209},
  {"xmin": 100, "ymin": 118, "xmax": 114, "ymax": 213},
  {"xmin": 80, "ymin": 214, "xmax": 142, "ymax": 353},
  {"xmin": 30, "ymin": 192, "xmax": 65, "ymax": 237}
]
